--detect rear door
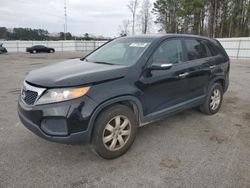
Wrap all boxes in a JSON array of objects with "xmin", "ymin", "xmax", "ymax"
[
  {"xmin": 40, "ymin": 46, "xmax": 47, "ymax": 52},
  {"xmin": 204, "ymin": 40, "xmax": 230, "ymax": 90},
  {"xmin": 182, "ymin": 38, "xmax": 212, "ymax": 100}
]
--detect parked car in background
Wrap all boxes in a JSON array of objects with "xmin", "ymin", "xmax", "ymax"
[
  {"xmin": 26, "ymin": 45, "xmax": 55, "ymax": 53},
  {"xmin": 18, "ymin": 34, "xmax": 230, "ymax": 159},
  {"xmin": 0, "ymin": 43, "xmax": 7, "ymax": 54}
]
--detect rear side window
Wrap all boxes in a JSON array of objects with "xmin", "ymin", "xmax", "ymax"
[
  {"xmin": 185, "ymin": 39, "xmax": 208, "ymax": 60},
  {"xmin": 152, "ymin": 39, "xmax": 183, "ymax": 65},
  {"xmin": 35, "ymin": 45, "xmax": 43, "ymax": 48}
]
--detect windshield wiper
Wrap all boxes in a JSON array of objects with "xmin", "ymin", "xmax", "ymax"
[
  {"xmin": 80, "ymin": 57, "xmax": 88, "ymax": 61},
  {"xmin": 92, "ymin": 61, "xmax": 114, "ymax": 65},
  {"xmin": 81, "ymin": 58, "xmax": 114, "ymax": 65}
]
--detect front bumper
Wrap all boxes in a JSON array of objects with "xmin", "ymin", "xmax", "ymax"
[{"xmin": 18, "ymin": 96, "xmax": 97, "ymax": 144}]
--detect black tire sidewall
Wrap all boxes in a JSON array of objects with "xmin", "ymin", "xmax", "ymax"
[{"xmin": 92, "ymin": 104, "xmax": 138, "ymax": 159}]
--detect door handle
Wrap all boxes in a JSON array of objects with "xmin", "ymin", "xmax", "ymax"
[
  {"xmin": 209, "ymin": 65, "xmax": 216, "ymax": 69},
  {"xmin": 178, "ymin": 72, "xmax": 189, "ymax": 78}
]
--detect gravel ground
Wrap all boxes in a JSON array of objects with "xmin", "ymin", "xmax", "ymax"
[{"xmin": 0, "ymin": 52, "xmax": 249, "ymax": 188}]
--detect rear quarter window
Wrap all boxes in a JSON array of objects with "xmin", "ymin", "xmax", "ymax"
[{"xmin": 206, "ymin": 42, "xmax": 220, "ymax": 56}]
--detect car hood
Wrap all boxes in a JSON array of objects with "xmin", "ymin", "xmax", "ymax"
[{"xmin": 26, "ymin": 59, "xmax": 129, "ymax": 87}]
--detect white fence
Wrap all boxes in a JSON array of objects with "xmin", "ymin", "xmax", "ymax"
[
  {"xmin": 2, "ymin": 40, "xmax": 107, "ymax": 53},
  {"xmin": 217, "ymin": 37, "xmax": 250, "ymax": 59},
  {"xmin": 1, "ymin": 37, "xmax": 250, "ymax": 59}
]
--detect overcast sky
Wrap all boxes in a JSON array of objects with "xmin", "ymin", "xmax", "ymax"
[{"xmin": 0, "ymin": 0, "xmax": 157, "ymax": 37}]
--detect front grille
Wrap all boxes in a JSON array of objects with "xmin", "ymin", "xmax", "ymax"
[
  {"xmin": 21, "ymin": 82, "xmax": 46, "ymax": 105},
  {"xmin": 23, "ymin": 90, "xmax": 38, "ymax": 105}
]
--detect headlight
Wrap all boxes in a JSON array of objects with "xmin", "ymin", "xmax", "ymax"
[{"xmin": 36, "ymin": 86, "xmax": 90, "ymax": 105}]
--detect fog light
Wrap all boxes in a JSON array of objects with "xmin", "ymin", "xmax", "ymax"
[{"xmin": 41, "ymin": 118, "xmax": 68, "ymax": 136}]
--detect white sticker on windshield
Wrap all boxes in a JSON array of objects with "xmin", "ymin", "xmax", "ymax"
[{"xmin": 129, "ymin": 43, "xmax": 149, "ymax": 48}]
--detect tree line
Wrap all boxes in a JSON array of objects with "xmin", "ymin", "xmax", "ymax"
[
  {"xmin": 0, "ymin": 27, "xmax": 108, "ymax": 41},
  {"xmin": 0, "ymin": 27, "xmax": 49, "ymax": 40},
  {"xmin": 152, "ymin": 0, "xmax": 250, "ymax": 37},
  {"xmin": 123, "ymin": 0, "xmax": 250, "ymax": 37}
]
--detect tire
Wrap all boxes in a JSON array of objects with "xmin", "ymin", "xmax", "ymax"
[
  {"xmin": 199, "ymin": 83, "xmax": 223, "ymax": 115},
  {"xmin": 92, "ymin": 104, "xmax": 138, "ymax": 159},
  {"xmin": 49, "ymin": 49, "xmax": 54, "ymax": 53},
  {"xmin": 32, "ymin": 50, "xmax": 37, "ymax": 54}
]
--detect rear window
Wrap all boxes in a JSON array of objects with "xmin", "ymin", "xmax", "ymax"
[{"xmin": 185, "ymin": 39, "xmax": 209, "ymax": 60}]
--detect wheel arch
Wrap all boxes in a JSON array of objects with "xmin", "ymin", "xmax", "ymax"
[
  {"xmin": 208, "ymin": 76, "xmax": 227, "ymax": 92},
  {"xmin": 87, "ymin": 95, "xmax": 144, "ymax": 142}
]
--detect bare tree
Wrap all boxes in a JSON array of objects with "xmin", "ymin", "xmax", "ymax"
[
  {"xmin": 127, "ymin": 0, "xmax": 139, "ymax": 35},
  {"xmin": 118, "ymin": 20, "xmax": 131, "ymax": 36},
  {"xmin": 138, "ymin": 0, "xmax": 152, "ymax": 34}
]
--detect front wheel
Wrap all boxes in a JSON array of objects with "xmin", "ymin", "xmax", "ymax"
[
  {"xmin": 92, "ymin": 104, "xmax": 138, "ymax": 159},
  {"xmin": 200, "ymin": 83, "xmax": 223, "ymax": 115}
]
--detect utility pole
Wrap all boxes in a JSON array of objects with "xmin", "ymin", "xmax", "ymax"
[{"xmin": 64, "ymin": 0, "xmax": 67, "ymax": 40}]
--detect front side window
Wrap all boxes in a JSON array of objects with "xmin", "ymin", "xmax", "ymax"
[
  {"xmin": 86, "ymin": 37, "xmax": 154, "ymax": 66},
  {"xmin": 185, "ymin": 39, "xmax": 208, "ymax": 60},
  {"xmin": 152, "ymin": 39, "xmax": 183, "ymax": 65}
]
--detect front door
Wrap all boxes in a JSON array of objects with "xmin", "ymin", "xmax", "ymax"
[{"xmin": 138, "ymin": 38, "xmax": 189, "ymax": 116}]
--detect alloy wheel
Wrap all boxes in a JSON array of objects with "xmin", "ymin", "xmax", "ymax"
[
  {"xmin": 102, "ymin": 115, "xmax": 131, "ymax": 151},
  {"xmin": 210, "ymin": 88, "xmax": 221, "ymax": 110}
]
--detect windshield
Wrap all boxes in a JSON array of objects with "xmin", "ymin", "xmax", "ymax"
[{"xmin": 85, "ymin": 37, "xmax": 154, "ymax": 66}]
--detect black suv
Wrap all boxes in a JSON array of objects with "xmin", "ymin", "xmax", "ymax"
[{"xmin": 18, "ymin": 35, "xmax": 229, "ymax": 159}]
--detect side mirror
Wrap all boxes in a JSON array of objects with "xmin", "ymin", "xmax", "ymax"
[{"xmin": 150, "ymin": 63, "xmax": 173, "ymax": 70}]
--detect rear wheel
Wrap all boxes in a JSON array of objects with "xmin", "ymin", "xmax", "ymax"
[
  {"xmin": 200, "ymin": 83, "xmax": 223, "ymax": 115},
  {"xmin": 92, "ymin": 104, "xmax": 137, "ymax": 159},
  {"xmin": 32, "ymin": 50, "xmax": 37, "ymax": 54}
]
